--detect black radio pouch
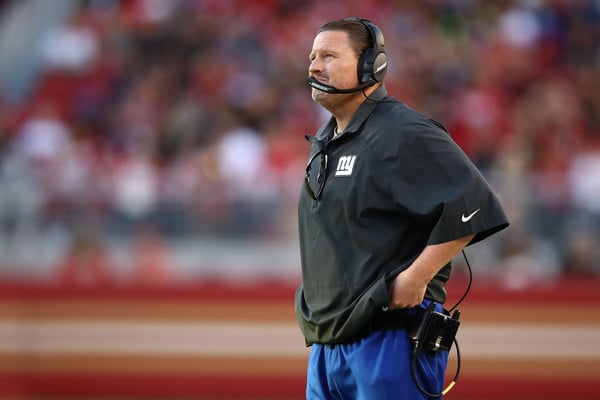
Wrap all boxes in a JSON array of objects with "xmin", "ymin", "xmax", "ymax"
[{"xmin": 408, "ymin": 301, "xmax": 460, "ymax": 352}]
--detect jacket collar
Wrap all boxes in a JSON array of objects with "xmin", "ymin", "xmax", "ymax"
[{"xmin": 312, "ymin": 84, "xmax": 388, "ymax": 143}]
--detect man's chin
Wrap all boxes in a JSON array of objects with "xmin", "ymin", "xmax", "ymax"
[{"xmin": 311, "ymin": 90, "xmax": 328, "ymax": 103}]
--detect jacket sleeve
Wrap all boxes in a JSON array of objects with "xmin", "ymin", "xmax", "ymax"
[{"xmin": 390, "ymin": 119, "xmax": 509, "ymax": 246}]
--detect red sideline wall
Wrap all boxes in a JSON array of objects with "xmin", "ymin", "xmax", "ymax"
[{"xmin": 1, "ymin": 277, "xmax": 599, "ymax": 400}]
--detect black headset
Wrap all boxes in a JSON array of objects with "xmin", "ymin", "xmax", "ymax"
[{"xmin": 345, "ymin": 17, "xmax": 388, "ymax": 84}]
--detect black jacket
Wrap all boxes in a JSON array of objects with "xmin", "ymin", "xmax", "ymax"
[{"xmin": 295, "ymin": 85, "xmax": 509, "ymax": 345}]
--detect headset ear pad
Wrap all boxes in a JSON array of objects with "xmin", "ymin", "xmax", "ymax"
[
  {"xmin": 358, "ymin": 47, "xmax": 387, "ymax": 84},
  {"xmin": 357, "ymin": 21, "xmax": 388, "ymax": 84},
  {"xmin": 372, "ymin": 51, "xmax": 387, "ymax": 82}
]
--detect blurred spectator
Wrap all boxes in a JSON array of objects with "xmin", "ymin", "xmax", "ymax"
[
  {"xmin": 495, "ymin": 228, "xmax": 562, "ymax": 290},
  {"xmin": 12, "ymin": 100, "xmax": 72, "ymax": 167},
  {"xmin": 54, "ymin": 224, "xmax": 113, "ymax": 287},
  {"xmin": 565, "ymin": 137, "xmax": 600, "ymax": 276},
  {"xmin": 563, "ymin": 229, "xmax": 600, "ymax": 277},
  {"xmin": 568, "ymin": 138, "xmax": 600, "ymax": 223},
  {"xmin": 128, "ymin": 224, "xmax": 178, "ymax": 286},
  {"xmin": 110, "ymin": 149, "xmax": 159, "ymax": 227},
  {"xmin": 39, "ymin": 6, "xmax": 99, "ymax": 73}
]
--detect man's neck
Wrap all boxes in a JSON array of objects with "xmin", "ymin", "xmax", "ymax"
[{"xmin": 331, "ymin": 84, "xmax": 379, "ymax": 133}]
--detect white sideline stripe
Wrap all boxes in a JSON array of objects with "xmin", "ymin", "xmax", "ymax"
[
  {"xmin": 459, "ymin": 325, "xmax": 600, "ymax": 359},
  {"xmin": 0, "ymin": 321, "xmax": 599, "ymax": 359},
  {"xmin": 0, "ymin": 321, "xmax": 307, "ymax": 356}
]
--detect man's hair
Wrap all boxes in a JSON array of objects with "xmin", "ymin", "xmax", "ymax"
[{"xmin": 317, "ymin": 19, "xmax": 370, "ymax": 59}]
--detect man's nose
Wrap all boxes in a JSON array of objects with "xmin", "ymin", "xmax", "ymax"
[{"xmin": 309, "ymin": 58, "xmax": 322, "ymax": 74}]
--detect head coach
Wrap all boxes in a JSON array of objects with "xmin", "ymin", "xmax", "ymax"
[{"xmin": 295, "ymin": 17, "xmax": 509, "ymax": 399}]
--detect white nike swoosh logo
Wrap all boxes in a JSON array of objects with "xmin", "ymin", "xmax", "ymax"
[{"xmin": 461, "ymin": 208, "xmax": 480, "ymax": 222}]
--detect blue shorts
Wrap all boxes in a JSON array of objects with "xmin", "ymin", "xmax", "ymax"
[{"xmin": 306, "ymin": 310, "xmax": 449, "ymax": 399}]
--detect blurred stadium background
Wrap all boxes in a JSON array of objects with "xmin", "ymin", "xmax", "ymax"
[{"xmin": 0, "ymin": 0, "xmax": 599, "ymax": 399}]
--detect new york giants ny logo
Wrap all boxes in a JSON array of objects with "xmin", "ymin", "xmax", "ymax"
[{"xmin": 335, "ymin": 155, "xmax": 357, "ymax": 176}]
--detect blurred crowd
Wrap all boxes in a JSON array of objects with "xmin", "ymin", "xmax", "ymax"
[{"xmin": 0, "ymin": 0, "xmax": 598, "ymax": 287}]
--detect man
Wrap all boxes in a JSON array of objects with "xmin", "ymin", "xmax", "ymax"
[{"xmin": 295, "ymin": 17, "xmax": 509, "ymax": 399}]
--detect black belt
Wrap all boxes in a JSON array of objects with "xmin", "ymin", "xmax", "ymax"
[{"xmin": 365, "ymin": 309, "xmax": 414, "ymax": 334}]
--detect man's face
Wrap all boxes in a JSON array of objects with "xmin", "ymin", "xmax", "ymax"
[{"xmin": 308, "ymin": 30, "xmax": 360, "ymax": 105}]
